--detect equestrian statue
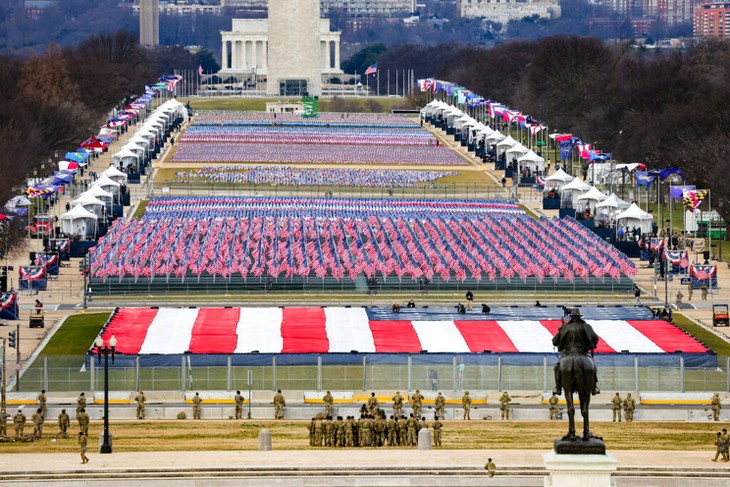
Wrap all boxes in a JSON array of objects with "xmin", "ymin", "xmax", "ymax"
[{"xmin": 551, "ymin": 308, "xmax": 606, "ymax": 454}]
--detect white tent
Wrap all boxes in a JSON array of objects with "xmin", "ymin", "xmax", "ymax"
[
  {"xmin": 576, "ymin": 186, "xmax": 609, "ymax": 214},
  {"xmin": 70, "ymin": 193, "xmax": 106, "ymax": 217},
  {"xmin": 595, "ymin": 193, "xmax": 631, "ymax": 211},
  {"xmin": 93, "ymin": 174, "xmax": 121, "ymax": 201},
  {"xmin": 594, "ymin": 193, "xmax": 631, "ymax": 223},
  {"xmin": 505, "ymin": 143, "xmax": 529, "ymax": 162},
  {"xmin": 112, "ymin": 148, "xmax": 140, "ymax": 170},
  {"xmin": 83, "ymin": 186, "xmax": 113, "ymax": 207},
  {"xmin": 560, "ymin": 177, "xmax": 591, "ymax": 208},
  {"xmin": 496, "ymin": 135, "xmax": 518, "ymax": 156},
  {"xmin": 100, "ymin": 165, "xmax": 128, "ymax": 186},
  {"xmin": 60, "ymin": 204, "xmax": 98, "ymax": 237},
  {"xmin": 517, "ymin": 150, "xmax": 545, "ymax": 172},
  {"xmin": 544, "ymin": 168, "xmax": 573, "ymax": 191},
  {"xmin": 124, "ymin": 143, "xmax": 146, "ymax": 157},
  {"xmin": 616, "ymin": 203, "xmax": 653, "ymax": 234},
  {"xmin": 485, "ymin": 130, "xmax": 505, "ymax": 143}
]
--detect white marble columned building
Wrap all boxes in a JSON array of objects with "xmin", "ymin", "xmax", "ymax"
[{"xmin": 220, "ymin": 15, "xmax": 343, "ymax": 96}]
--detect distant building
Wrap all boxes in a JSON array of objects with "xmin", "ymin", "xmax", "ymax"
[
  {"xmin": 24, "ymin": 0, "xmax": 56, "ymax": 21},
  {"xmin": 460, "ymin": 0, "xmax": 561, "ymax": 25},
  {"xmin": 221, "ymin": 0, "xmax": 416, "ymax": 16},
  {"xmin": 694, "ymin": 2, "xmax": 730, "ymax": 37},
  {"xmin": 139, "ymin": 0, "xmax": 160, "ymax": 46},
  {"xmin": 220, "ymin": 2, "xmax": 343, "ymax": 96},
  {"xmin": 645, "ymin": 0, "xmax": 695, "ymax": 25}
]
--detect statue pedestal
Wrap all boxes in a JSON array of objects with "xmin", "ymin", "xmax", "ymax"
[{"xmin": 543, "ymin": 450, "xmax": 617, "ymax": 487}]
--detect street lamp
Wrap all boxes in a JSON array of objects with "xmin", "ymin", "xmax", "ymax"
[{"xmin": 94, "ymin": 334, "xmax": 117, "ymax": 454}]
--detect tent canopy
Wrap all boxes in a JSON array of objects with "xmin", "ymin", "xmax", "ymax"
[
  {"xmin": 546, "ymin": 168, "xmax": 572, "ymax": 183},
  {"xmin": 496, "ymin": 135, "xmax": 518, "ymax": 149},
  {"xmin": 61, "ymin": 204, "xmax": 98, "ymax": 221},
  {"xmin": 595, "ymin": 193, "xmax": 630, "ymax": 210},
  {"xmin": 616, "ymin": 203, "xmax": 653, "ymax": 221},
  {"xmin": 576, "ymin": 186, "xmax": 608, "ymax": 203},
  {"xmin": 83, "ymin": 186, "xmax": 113, "ymax": 201},
  {"xmin": 561, "ymin": 178, "xmax": 591, "ymax": 193}
]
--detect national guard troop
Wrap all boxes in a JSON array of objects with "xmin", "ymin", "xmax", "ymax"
[
  {"xmin": 57, "ymin": 409, "xmax": 70, "ymax": 439},
  {"xmin": 192, "ymin": 392, "xmax": 202, "ymax": 419},
  {"xmin": 499, "ymin": 391, "xmax": 512, "ymax": 420},
  {"xmin": 432, "ymin": 416, "xmax": 443, "ymax": 447},
  {"xmin": 434, "ymin": 392, "xmax": 446, "ymax": 419},
  {"xmin": 406, "ymin": 413, "xmax": 418, "ymax": 446},
  {"xmin": 368, "ymin": 392, "xmax": 380, "ymax": 417},
  {"xmin": 37, "ymin": 390, "xmax": 47, "ymax": 418},
  {"xmin": 135, "ymin": 391, "xmax": 146, "ymax": 419},
  {"xmin": 323, "ymin": 416, "xmax": 334, "ymax": 447},
  {"xmin": 548, "ymin": 393, "xmax": 560, "ymax": 420},
  {"xmin": 612, "ymin": 393, "xmax": 623, "ymax": 422},
  {"xmin": 13, "ymin": 409, "xmax": 26, "ymax": 438},
  {"xmin": 623, "ymin": 393, "xmax": 636, "ymax": 422},
  {"xmin": 387, "ymin": 415, "xmax": 397, "ymax": 446},
  {"xmin": 712, "ymin": 393, "xmax": 722, "ymax": 421},
  {"xmin": 462, "ymin": 391, "xmax": 472, "ymax": 420},
  {"xmin": 273, "ymin": 390, "xmax": 285, "ymax": 419},
  {"xmin": 77, "ymin": 408, "xmax": 89, "ymax": 436},
  {"xmin": 485, "ymin": 458, "xmax": 497, "ymax": 477},
  {"xmin": 78, "ymin": 432, "xmax": 89, "ymax": 464},
  {"xmin": 76, "ymin": 392, "xmax": 87, "ymax": 418},
  {"xmin": 323, "ymin": 390, "xmax": 334, "ymax": 418},
  {"xmin": 0, "ymin": 410, "xmax": 8, "ymax": 436},
  {"xmin": 392, "ymin": 391, "xmax": 404, "ymax": 417},
  {"xmin": 32, "ymin": 408, "xmax": 45, "ymax": 439},
  {"xmin": 234, "ymin": 390, "xmax": 245, "ymax": 419},
  {"xmin": 411, "ymin": 389, "xmax": 424, "ymax": 419}
]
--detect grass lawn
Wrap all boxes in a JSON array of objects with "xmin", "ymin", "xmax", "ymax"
[
  {"xmin": 133, "ymin": 200, "xmax": 148, "ymax": 219},
  {"xmin": 39, "ymin": 312, "xmax": 110, "ymax": 357},
  {"xmin": 182, "ymin": 97, "xmax": 408, "ymax": 114},
  {"xmin": 673, "ymin": 313, "xmax": 730, "ymax": 356},
  {"xmin": 0, "ymin": 420, "xmax": 721, "ymax": 453}
]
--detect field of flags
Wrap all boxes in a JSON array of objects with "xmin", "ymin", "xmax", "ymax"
[
  {"xmin": 88, "ymin": 196, "xmax": 636, "ymax": 285},
  {"xmin": 173, "ymin": 166, "xmax": 457, "ymax": 188},
  {"xmin": 171, "ymin": 112, "xmax": 466, "ymax": 166}
]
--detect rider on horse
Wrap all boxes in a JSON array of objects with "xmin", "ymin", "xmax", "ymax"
[{"xmin": 552, "ymin": 309, "xmax": 600, "ymax": 396}]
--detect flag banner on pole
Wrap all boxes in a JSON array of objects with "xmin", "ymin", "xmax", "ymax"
[
  {"xmin": 669, "ymin": 185, "xmax": 695, "ymax": 199},
  {"xmin": 365, "ymin": 64, "xmax": 377, "ymax": 75},
  {"xmin": 682, "ymin": 189, "xmax": 708, "ymax": 212}
]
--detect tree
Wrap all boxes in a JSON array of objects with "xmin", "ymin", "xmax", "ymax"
[{"xmin": 342, "ymin": 44, "xmax": 388, "ymax": 74}]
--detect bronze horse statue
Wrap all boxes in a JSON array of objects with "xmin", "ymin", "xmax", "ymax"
[{"xmin": 552, "ymin": 309, "xmax": 600, "ymax": 442}]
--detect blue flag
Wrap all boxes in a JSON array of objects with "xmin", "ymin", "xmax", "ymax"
[
  {"xmin": 659, "ymin": 166, "xmax": 684, "ymax": 182},
  {"xmin": 635, "ymin": 171, "xmax": 656, "ymax": 188}
]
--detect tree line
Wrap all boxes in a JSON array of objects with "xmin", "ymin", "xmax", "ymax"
[{"xmin": 0, "ymin": 30, "xmax": 205, "ymax": 208}]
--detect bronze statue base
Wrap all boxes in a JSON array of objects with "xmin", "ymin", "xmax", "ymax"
[{"xmin": 554, "ymin": 437, "xmax": 606, "ymax": 455}]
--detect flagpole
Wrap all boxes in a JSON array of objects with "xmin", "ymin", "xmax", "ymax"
[
  {"xmin": 377, "ymin": 70, "xmax": 380, "ymax": 97},
  {"xmin": 388, "ymin": 70, "xmax": 390, "ymax": 97}
]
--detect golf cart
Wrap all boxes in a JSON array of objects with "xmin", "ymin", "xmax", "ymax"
[
  {"xmin": 712, "ymin": 304, "xmax": 729, "ymax": 327},
  {"xmin": 29, "ymin": 309, "xmax": 44, "ymax": 328}
]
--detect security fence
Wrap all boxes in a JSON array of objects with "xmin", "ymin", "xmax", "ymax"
[{"xmin": 15, "ymin": 353, "xmax": 730, "ymax": 394}]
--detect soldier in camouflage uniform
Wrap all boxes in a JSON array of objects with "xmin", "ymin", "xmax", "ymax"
[
  {"xmin": 368, "ymin": 393, "xmax": 379, "ymax": 417},
  {"xmin": 135, "ymin": 391, "xmax": 146, "ymax": 420},
  {"xmin": 32, "ymin": 408, "xmax": 45, "ymax": 439},
  {"xmin": 712, "ymin": 393, "xmax": 722, "ymax": 422},
  {"xmin": 462, "ymin": 391, "xmax": 472, "ymax": 420},
  {"xmin": 323, "ymin": 390, "xmax": 334, "ymax": 418},
  {"xmin": 345, "ymin": 416, "xmax": 355, "ymax": 447},
  {"xmin": 387, "ymin": 415, "xmax": 397, "ymax": 446},
  {"xmin": 398, "ymin": 415, "xmax": 407, "ymax": 446},
  {"xmin": 192, "ymin": 393, "xmax": 202, "ymax": 419},
  {"xmin": 313, "ymin": 414, "xmax": 323, "ymax": 447},
  {"xmin": 374, "ymin": 414, "xmax": 386, "ymax": 446},
  {"xmin": 548, "ymin": 394, "xmax": 560, "ymax": 420},
  {"xmin": 13, "ymin": 409, "xmax": 26, "ymax": 438},
  {"xmin": 57, "ymin": 409, "xmax": 70, "ymax": 439},
  {"xmin": 0, "ymin": 410, "xmax": 8, "ymax": 436},
  {"xmin": 411, "ymin": 390, "xmax": 424, "ymax": 419},
  {"xmin": 273, "ymin": 390, "xmax": 285, "ymax": 419},
  {"xmin": 432, "ymin": 416, "xmax": 443, "ymax": 447},
  {"xmin": 392, "ymin": 391, "xmax": 404, "ymax": 417},
  {"xmin": 499, "ymin": 391, "xmax": 512, "ymax": 420},
  {"xmin": 335, "ymin": 416, "xmax": 345, "ymax": 447},
  {"xmin": 434, "ymin": 392, "xmax": 446, "ymax": 419},
  {"xmin": 234, "ymin": 391, "xmax": 244, "ymax": 420},
  {"xmin": 77, "ymin": 408, "xmax": 89, "ymax": 436},
  {"xmin": 612, "ymin": 393, "xmax": 623, "ymax": 422},
  {"xmin": 323, "ymin": 416, "xmax": 334, "ymax": 447},
  {"xmin": 76, "ymin": 393, "xmax": 86, "ymax": 419},
  {"xmin": 308, "ymin": 417, "xmax": 316, "ymax": 446},
  {"xmin": 37, "ymin": 390, "xmax": 47, "ymax": 418},
  {"xmin": 407, "ymin": 413, "xmax": 418, "ymax": 446},
  {"xmin": 623, "ymin": 393, "xmax": 636, "ymax": 422}
]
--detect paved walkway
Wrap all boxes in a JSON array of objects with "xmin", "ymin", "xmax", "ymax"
[{"xmin": 0, "ymin": 448, "xmax": 721, "ymax": 471}]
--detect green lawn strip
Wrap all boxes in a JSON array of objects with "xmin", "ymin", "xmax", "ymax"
[
  {"xmin": 183, "ymin": 97, "xmax": 408, "ymax": 113},
  {"xmin": 673, "ymin": 313, "xmax": 730, "ymax": 356},
  {"xmin": 133, "ymin": 200, "xmax": 149, "ymax": 219},
  {"xmin": 40, "ymin": 312, "xmax": 111, "ymax": 357}
]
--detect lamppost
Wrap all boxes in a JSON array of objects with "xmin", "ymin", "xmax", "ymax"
[{"xmin": 94, "ymin": 335, "xmax": 116, "ymax": 454}]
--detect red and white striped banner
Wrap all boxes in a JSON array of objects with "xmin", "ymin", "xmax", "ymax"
[{"xmin": 99, "ymin": 307, "xmax": 707, "ymax": 356}]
